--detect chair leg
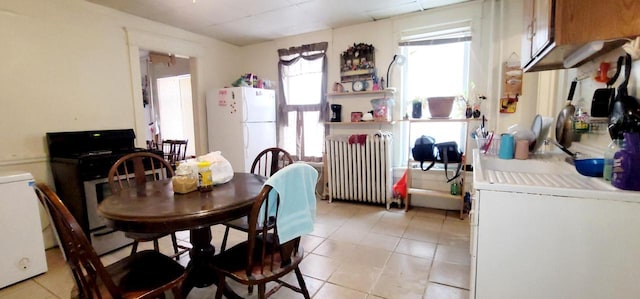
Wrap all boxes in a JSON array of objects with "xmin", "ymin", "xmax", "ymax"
[
  {"xmin": 258, "ymin": 283, "xmax": 266, "ymax": 299},
  {"xmin": 153, "ymin": 239, "xmax": 160, "ymax": 251},
  {"xmin": 295, "ymin": 267, "xmax": 311, "ymax": 299},
  {"xmin": 214, "ymin": 275, "xmax": 225, "ymax": 299},
  {"xmin": 130, "ymin": 241, "xmax": 139, "ymax": 255},
  {"xmin": 220, "ymin": 226, "xmax": 230, "ymax": 252},
  {"xmin": 171, "ymin": 233, "xmax": 180, "ymax": 260},
  {"xmin": 171, "ymin": 286, "xmax": 184, "ymax": 299}
]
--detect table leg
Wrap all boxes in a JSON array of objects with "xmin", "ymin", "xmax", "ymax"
[{"xmin": 180, "ymin": 227, "xmax": 241, "ymax": 299}]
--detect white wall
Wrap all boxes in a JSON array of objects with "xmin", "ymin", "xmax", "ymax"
[
  {"xmin": 0, "ymin": 0, "xmax": 240, "ymax": 186},
  {"xmin": 494, "ymin": 0, "xmax": 540, "ymax": 133},
  {"xmin": 238, "ymin": 0, "xmax": 536, "ymax": 169},
  {"xmin": 2, "ymin": 0, "xmax": 575, "ymax": 207}
]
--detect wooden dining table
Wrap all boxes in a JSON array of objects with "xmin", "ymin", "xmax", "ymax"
[{"xmin": 98, "ymin": 172, "xmax": 266, "ymax": 298}]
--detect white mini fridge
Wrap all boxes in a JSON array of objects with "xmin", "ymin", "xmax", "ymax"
[{"xmin": 0, "ymin": 172, "xmax": 47, "ymax": 288}]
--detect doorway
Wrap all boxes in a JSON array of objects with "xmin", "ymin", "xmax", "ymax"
[{"xmin": 140, "ymin": 50, "xmax": 196, "ymax": 157}]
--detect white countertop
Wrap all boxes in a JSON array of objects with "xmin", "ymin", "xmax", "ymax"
[{"xmin": 472, "ymin": 149, "xmax": 640, "ymax": 203}]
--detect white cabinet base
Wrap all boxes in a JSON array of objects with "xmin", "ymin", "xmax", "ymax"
[{"xmin": 473, "ymin": 190, "xmax": 640, "ymax": 299}]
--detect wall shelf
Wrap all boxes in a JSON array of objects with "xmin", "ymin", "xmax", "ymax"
[
  {"xmin": 404, "ymin": 118, "xmax": 481, "ymax": 217},
  {"xmin": 327, "ymin": 90, "xmax": 395, "ymax": 125},
  {"xmin": 407, "ymin": 188, "xmax": 461, "ymax": 201},
  {"xmin": 327, "ymin": 90, "xmax": 394, "ymax": 97},
  {"xmin": 325, "ymin": 121, "xmax": 395, "ymax": 125},
  {"xmin": 403, "ymin": 118, "xmax": 481, "ymax": 123}
]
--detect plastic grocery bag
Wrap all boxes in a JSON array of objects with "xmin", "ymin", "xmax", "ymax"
[
  {"xmin": 393, "ymin": 170, "xmax": 408, "ymax": 199},
  {"xmin": 197, "ymin": 151, "xmax": 234, "ymax": 184}
]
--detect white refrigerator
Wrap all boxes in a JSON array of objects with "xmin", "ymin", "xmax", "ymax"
[
  {"xmin": 206, "ymin": 87, "xmax": 276, "ymax": 173},
  {"xmin": 0, "ymin": 172, "xmax": 47, "ymax": 288}
]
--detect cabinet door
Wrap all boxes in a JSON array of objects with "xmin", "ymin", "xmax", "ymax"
[
  {"xmin": 531, "ymin": 0, "xmax": 553, "ymax": 58},
  {"xmin": 521, "ymin": 0, "xmax": 534, "ymax": 68}
]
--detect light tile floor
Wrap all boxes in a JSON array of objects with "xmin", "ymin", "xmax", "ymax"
[{"xmin": 0, "ymin": 199, "xmax": 471, "ymax": 299}]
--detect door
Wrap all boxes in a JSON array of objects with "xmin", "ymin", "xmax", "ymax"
[
  {"xmin": 243, "ymin": 122, "xmax": 276, "ymax": 172},
  {"xmin": 141, "ymin": 50, "xmax": 196, "ymax": 156},
  {"xmin": 522, "ymin": 0, "xmax": 534, "ymax": 67},
  {"xmin": 532, "ymin": 0, "xmax": 553, "ymax": 57},
  {"xmin": 243, "ymin": 87, "xmax": 276, "ymax": 122},
  {"xmin": 156, "ymin": 75, "xmax": 196, "ymax": 157}
]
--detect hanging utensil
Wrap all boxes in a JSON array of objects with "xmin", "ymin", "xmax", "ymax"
[
  {"xmin": 555, "ymin": 80, "xmax": 578, "ymax": 148},
  {"xmin": 549, "ymin": 138, "xmax": 577, "ymax": 158},
  {"xmin": 591, "ymin": 56, "xmax": 623, "ymax": 117},
  {"xmin": 481, "ymin": 115, "xmax": 487, "ymax": 137},
  {"xmin": 609, "ymin": 54, "xmax": 640, "ymax": 140}
]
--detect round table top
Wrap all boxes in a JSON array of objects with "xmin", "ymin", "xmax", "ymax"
[{"xmin": 98, "ymin": 172, "xmax": 266, "ymax": 233}]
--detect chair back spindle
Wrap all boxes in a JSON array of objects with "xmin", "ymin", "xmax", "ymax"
[
  {"xmin": 108, "ymin": 152, "xmax": 174, "ymax": 194},
  {"xmin": 162, "ymin": 140, "xmax": 188, "ymax": 169},
  {"xmin": 251, "ymin": 147, "xmax": 294, "ymax": 177}
]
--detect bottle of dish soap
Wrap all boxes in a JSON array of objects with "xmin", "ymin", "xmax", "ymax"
[{"xmin": 573, "ymin": 105, "xmax": 590, "ymax": 132}]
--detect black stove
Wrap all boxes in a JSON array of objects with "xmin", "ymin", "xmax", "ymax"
[
  {"xmin": 47, "ymin": 129, "xmax": 162, "ymax": 181},
  {"xmin": 46, "ymin": 129, "xmax": 162, "ymax": 255}
]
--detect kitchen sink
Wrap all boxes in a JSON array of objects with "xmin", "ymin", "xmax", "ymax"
[
  {"xmin": 473, "ymin": 149, "xmax": 625, "ymax": 198},
  {"xmin": 476, "ymin": 153, "xmax": 572, "ymax": 175}
]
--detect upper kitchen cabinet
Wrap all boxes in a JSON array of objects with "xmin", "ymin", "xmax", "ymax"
[
  {"xmin": 521, "ymin": 0, "xmax": 552, "ymax": 65},
  {"xmin": 522, "ymin": 0, "xmax": 640, "ymax": 72}
]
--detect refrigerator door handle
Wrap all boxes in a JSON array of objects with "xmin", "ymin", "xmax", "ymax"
[
  {"xmin": 244, "ymin": 123, "xmax": 250, "ymax": 152},
  {"xmin": 242, "ymin": 92, "xmax": 249, "ymax": 122}
]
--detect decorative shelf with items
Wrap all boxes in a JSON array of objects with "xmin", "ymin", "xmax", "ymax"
[
  {"xmin": 326, "ymin": 89, "xmax": 395, "ymax": 126},
  {"xmin": 340, "ymin": 43, "xmax": 376, "ymax": 83}
]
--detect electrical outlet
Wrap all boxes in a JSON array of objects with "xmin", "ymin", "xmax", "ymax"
[{"xmin": 622, "ymin": 36, "xmax": 640, "ymax": 60}]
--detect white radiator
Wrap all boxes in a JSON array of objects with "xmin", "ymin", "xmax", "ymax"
[{"xmin": 326, "ymin": 134, "xmax": 392, "ymax": 206}]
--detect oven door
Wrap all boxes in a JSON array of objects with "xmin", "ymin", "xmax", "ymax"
[{"xmin": 83, "ymin": 178, "xmax": 133, "ymax": 255}]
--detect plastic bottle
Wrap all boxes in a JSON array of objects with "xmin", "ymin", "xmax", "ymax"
[
  {"xmin": 450, "ymin": 181, "xmax": 460, "ymax": 195},
  {"xmin": 198, "ymin": 161, "xmax": 214, "ymax": 192},
  {"xmin": 573, "ymin": 106, "xmax": 590, "ymax": 132},
  {"xmin": 604, "ymin": 139, "xmax": 622, "ymax": 181}
]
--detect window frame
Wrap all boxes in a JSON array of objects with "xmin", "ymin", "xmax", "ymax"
[
  {"xmin": 276, "ymin": 43, "xmax": 328, "ymax": 162},
  {"xmin": 398, "ymin": 27, "xmax": 473, "ymax": 164}
]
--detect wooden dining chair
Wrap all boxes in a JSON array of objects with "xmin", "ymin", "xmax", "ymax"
[
  {"xmin": 212, "ymin": 164, "xmax": 317, "ymax": 299},
  {"xmin": 219, "ymin": 147, "xmax": 294, "ymax": 252},
  {"xmin": 108, "ymin": 152, "xmax": 190, "ymax": 259},
  {"xmin": 161, "ymin": 139, "xmax": 188, "ymax": 169},
  {"xmin": 35, "ymin": 183, "xmax": 186, "ymax": 299}
]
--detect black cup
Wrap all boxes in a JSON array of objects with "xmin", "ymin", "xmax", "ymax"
[{"xmin": 412, "ymin": 101, "xmax": 422, "ymax": 119}]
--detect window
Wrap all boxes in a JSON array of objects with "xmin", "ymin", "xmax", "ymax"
[
  {"xmin": 277, "ymin": 42, "xmax": 328, "ymax": 162},
  {"xmin": 156, "ymin": 74, "xmax": 196, "ymax": 157},
  {"xmin": 400, "ymin": 27, "xmax": 471, "ymax": 162}
]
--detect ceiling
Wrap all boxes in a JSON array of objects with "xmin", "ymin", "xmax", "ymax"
[{"xmin": 86, "ymin": 0, "xmax": 470, "ymax": 46}]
